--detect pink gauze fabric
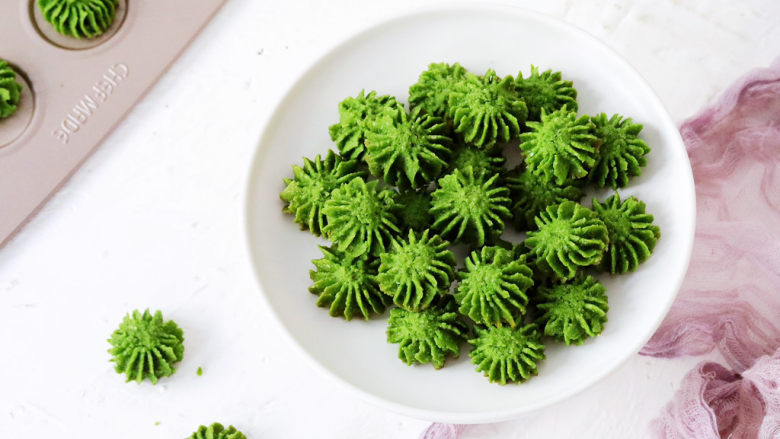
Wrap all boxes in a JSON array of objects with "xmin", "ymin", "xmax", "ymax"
[
  {"xmin": 640, "ymin": 58, "xmax": 780, "ymax": 438},
  {"xmin": 421, "ymin": 423, "xmax": 467, "ymax": 439},
  {"xmin": 652, "ymin": 350, "xmax": 780, "ymax": 439},
  {"xmin": 421, "ymin": 58, "xmax": 780, "ymax": 439}
]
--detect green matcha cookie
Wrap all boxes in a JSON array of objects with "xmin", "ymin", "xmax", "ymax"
[
  {"xmin": 589, "ymin": 113, "xmax": 651, "ymax": 189},
  {"xmin": 38, "ymin": 0, "xmax": 118, "ymax": 39},
  {"xmin": 514, "ymin": 65, "xmax": 578, "ymax": 121},
  {"xmin": 592, "ymin": 194, "xmax": 660, "ymax": 274},
  {"xmin": 469, "ymin": 324, "xmax": 545, "ymax": 385},
  {"xmin": 408, "ymin": 62, "xmax": 468, "ymax": 118},
  {"xmin": 534, "ymin": 275, "xmax": 609, "ymax": 345},
  {"xmin": 430, "ymin": 167, "xmax": 511, "ymax": 246},
  {"xmin": 506, "ymin": 165, "xmax": 584, "ymax": 231},
  {"xmin": 364, "ymin": 107, "xmax": 453, "ymax": 189},
  {"xmin": 280, "ymin": 150, "xmax": 365, "ymax": 236},
  {"xmin": 188, "ymin": 423, "xmax": 247, "ymax": 439},
  {"xmin": 108, "ymin": 309, "xmax": 184, "ymax": 384},
  {"xmin": 395, "ymin": 189, "xmax": 433, "ymax": 232},
  {"xmin": 329, "ymin": 90, "xmax": 405, "ymax": 160},
  {"xmin": 377, "ymin": 229, "xmax": 456, "ymax": 311},
  {"xmin": 455, "ymin": 246, "xmax": 534, "ymax": 327},
  {"xmin": 386, "ymin": 298, "xmax": 466, "ymax": 369},
  {"xmin": 309, "ymin": 245, "xmax": 386, "ymax": 320},
  {"xmin": 0, "ymin": 59, "xmax": 22, "ymax": 120},
  {"xmin": 525, "ymin": 201, "xmax": 608, "ymax": 280},
  {"xmin": 448, "ymin": 141, "xmax": 505, "ymax": 177},
  {"xmin": 519, "ymin": 107, "xmax": 597, "ymax": 185},
  {"xmin": 322, "ymin": 177, "xmax": 400, "ymax": 256},
  {"xmin": 511, "ymin": 242, "xmax": 554, "ymax": 287},
  {"xmin": 448, "ymin": 70, "xmax": 527, "ymax": 148}
]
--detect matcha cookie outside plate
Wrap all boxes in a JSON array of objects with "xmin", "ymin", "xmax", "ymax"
[
  {"xmin": 107, "ymin": 309, "xmax": 184, "ymax": 384},
  {"xmin": 188, "ymin": 423, "xmax": 247, "ymax": 439},
  {"xmin": 0, "ymin": 59, "xmax": 22, "ymax": 120},
  {"xmin": 38, "ymin": 0, "xmax": 119, "ymax": 39}
]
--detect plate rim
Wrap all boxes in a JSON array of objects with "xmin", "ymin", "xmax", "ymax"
[{"xmin": 243, "ymin": 2, "xmax": 696, "ymax": 423}]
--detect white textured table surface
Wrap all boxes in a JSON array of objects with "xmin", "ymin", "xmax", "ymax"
[{"xmin": 1, "ymin": 1, "xmax": 778, "ymax": 437}]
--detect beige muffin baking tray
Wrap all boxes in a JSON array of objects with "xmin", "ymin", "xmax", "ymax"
[{"xmin": 0, "ymin": 0, "xmax": 226, "ymax": 246}]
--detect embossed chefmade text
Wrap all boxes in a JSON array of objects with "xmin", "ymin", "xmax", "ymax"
[{"xmin": 51, "ymin": 63, "xmax": 129, "ymax": 144}]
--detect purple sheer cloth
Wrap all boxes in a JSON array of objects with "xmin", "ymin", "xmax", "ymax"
[
  {"xmin": 640, "ymin": 58, "xmax": 780, "ymax": 438},
  {"xmin": 421, "ymin": 58, "xmax": 780, "ymax": 438},
  {"xmin": 421, "ymin": 424, "xmax": 467, "ymax": 439}
]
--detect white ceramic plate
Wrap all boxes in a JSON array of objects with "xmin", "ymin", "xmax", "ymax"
[{"xmin": 245, "ymin": 4, "xmax": 695, "ymax": 423}]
